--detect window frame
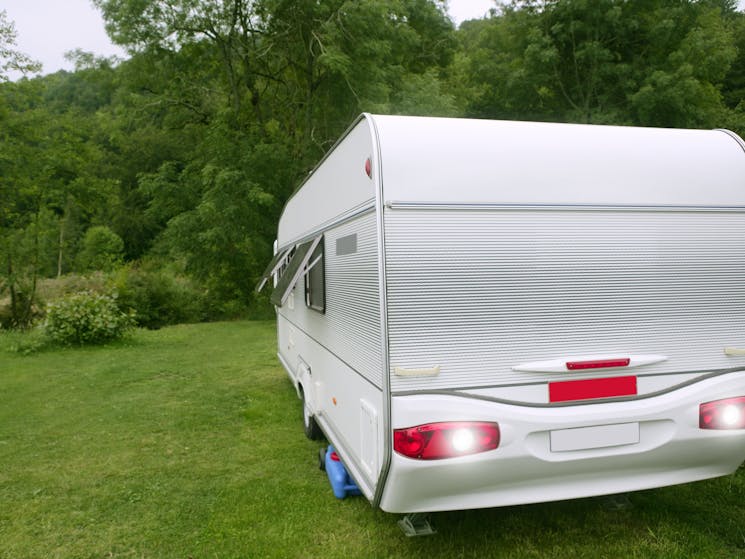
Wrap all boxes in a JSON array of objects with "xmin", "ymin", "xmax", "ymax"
[
  {"xmin": 304, "ymin": 236, "xmax": 326, "ymax": 313},
  {"xmin": 269, "ymin": 236, "xmax": 320, "ymax": 307}
]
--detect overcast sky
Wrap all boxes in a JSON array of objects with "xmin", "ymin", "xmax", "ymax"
[{"xmin": 3, "ymin": 0, "xmax": 744, "ymax": 80}]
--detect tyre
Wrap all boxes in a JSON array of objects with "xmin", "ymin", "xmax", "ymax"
[
  {"xmin": 318, "ymin": 446, "xmax": 327, "ymax": 471},
  {"xmin": 301, "ymin": 387, "xmax": 324, "ymax": 440}
]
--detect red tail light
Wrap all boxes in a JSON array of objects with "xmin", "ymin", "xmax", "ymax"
[
  {"xmin": 699, "ymin": 396, "xmax": 745, "ymax": 429},
  {"xmin": 393, "ymin": 421, "xmax": 500, "ymax": 460}
]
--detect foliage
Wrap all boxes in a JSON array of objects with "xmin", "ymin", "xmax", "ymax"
[
  {"xmin": 0, "ymin": 76, "xmax": 116, "ymax": 327},
  {"xmin": 111, "ymin": 263, "xmax": 208, "ymax": 329},
  {"xmin": 1, "ymin": 321, "xmax": 745, "ymax": 557},
  {"xmin": 77, "ymin": 225, "xmax": 125, "ymax": 272},
  {"xmin": 0, "ymin": 324, "xmax": 47, "ymax": 355},
  {"xmin": 2, "ymin": 1, "xmax": 745, "ymax": 325},
  {"xmin": 0, "ymin": 10, "xmax": 41, "ymax": 80},
  {"xmin": 43, "ymin": 291, "xmax": 134, "ymax": 345},
  {"xmin": 457, "ymin": 0, "xmax": 743, "ymax": 130}
]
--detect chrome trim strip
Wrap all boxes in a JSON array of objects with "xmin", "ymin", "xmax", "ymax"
[
  {"xmin": 715, "ymin": 128, "xmax": 745, "ymax": 154},
  {"xmin": 385, "ymin": 201, "xmax": 745, "ymax": 213},
  {"xmin": 370, "ymin": 114, "xmax": 393, "ymax": 509}
]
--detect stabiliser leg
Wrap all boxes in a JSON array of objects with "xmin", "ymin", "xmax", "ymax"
[{"xmin": 398, "ymin": 513, "xmax": 436, "ymax": 537}]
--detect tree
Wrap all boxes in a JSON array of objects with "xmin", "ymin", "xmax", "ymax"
[
  {"xmin": 77, "ymin": 226, "xmax": 125, "ymax": 272},
  {"xmin": 629, "ymin": 5, "xmax": 737, "ymax": 128},
  {"xmin": 92, "ymin": 0, "xmax": 457, "ymax": 312},
  {"xmin": 0, "ymin": 75, "xmax": 117, "ymax": 326},
  {"xmin": 455, "ymin": 0, "xmax": 739, "ymax": 128},
  {"xmin": 0, "ymin": 10, "xmax": 41, "ymax": 80}
]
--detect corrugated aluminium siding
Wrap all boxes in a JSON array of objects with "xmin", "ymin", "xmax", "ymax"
[
  {"xmin": 385, "ymin": 208, "xmax": 745, "ymax": 392},
  {"xmin": 280, "ymin": 211, "xmax": 382, "ymax": 387}
]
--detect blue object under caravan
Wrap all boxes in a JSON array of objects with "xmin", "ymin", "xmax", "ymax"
[{"xmin": 325, "ymin": 445, "xmax": 361, "ymax": 499}]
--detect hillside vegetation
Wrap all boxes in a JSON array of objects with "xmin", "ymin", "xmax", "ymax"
[{"xmin": 2, "ymin": 1, "xmax": 745, "ymax": 326}]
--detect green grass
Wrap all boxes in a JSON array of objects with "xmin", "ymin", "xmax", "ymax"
[{"xmin": 1, "ymin": 321, "xmax": 744, "ymax": 558}]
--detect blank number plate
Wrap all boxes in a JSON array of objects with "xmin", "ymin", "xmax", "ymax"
[{"xmin": 550, "ymin": 422, "xmax": 640, "ymax": 452}]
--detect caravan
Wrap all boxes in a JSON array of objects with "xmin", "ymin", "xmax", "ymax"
[{"xmin": 257, "ymin": 114, "xmax": 745, "ymax": 513}]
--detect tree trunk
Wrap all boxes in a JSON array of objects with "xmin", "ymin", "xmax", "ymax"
[{"xmin": 57, "ymin": 215, "xmax": 65, "ymax": 278}]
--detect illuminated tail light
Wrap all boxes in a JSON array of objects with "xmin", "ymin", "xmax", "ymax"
[
  {"xmin": 699, "ymin": 397, "xmax": 745, "ymax": 430},
  {"xmin": 393, "ymin": 421, "xmax": 500, "ymax": 460}
]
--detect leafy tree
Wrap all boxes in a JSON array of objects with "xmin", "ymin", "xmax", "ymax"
[
  {"xmin": 91, "ymin": 0, "xmax": 457, "ymax": 312},
  {"xmin": 77, "ymin": 226, "xmax": 125, "ymax": 272},
  {"xmin": 0, "ymin": 10, "xmax": 41, "ymax": 80},
  {"xmin": 457, "ymin": 0, "xmax": 739, "ymax": 128},
  {"xmin": 3, "ymin": 0, "xmax": 745, "ymax": 327},
  {"xmin": 0, "ymin": 74, "xmax": 118, "ymax": 325},
  {"xmin": 629, "ymin": 5, "xmax": 737, "ymax": 127},
  {"xmin": 0, "ymin": 83, "xmax": 56, "ymax": 326}
]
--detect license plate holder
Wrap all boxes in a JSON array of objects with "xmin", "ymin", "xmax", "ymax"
[{"xmin": 550, "ymin": 422, "xmax": 640, "ymax": 452}]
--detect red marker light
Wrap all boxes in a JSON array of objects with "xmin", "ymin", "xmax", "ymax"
[
  {"xmin": 566, "ymin": 358, "xmax": 631, "ymax": 370},
  {"xmin": 364, "ymin": 157, "xmax": 372, "ymax": 178}
]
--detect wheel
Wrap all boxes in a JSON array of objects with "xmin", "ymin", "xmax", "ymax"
[
  {"xmin": 301, "ymin": 387, "xmax": 324, "ymax": 440},
  {"xmin": 318, "ymin": 446, "xmax": 327, "ymax": 471}
]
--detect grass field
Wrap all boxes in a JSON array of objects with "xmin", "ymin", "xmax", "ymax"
[{"xmin": 1, "ymin": 321, "xmax": 744, "ymax": 558}]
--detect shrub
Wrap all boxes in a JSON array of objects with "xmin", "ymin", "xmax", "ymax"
[
  {"xmin": 111, "ymin": 265, "xmax": 207, "ymax": 329},
  {"xmin": 44, "ymin": 291, "xmax": 135, "ymax": 345}
]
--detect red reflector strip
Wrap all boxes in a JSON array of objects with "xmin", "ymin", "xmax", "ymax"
[
  {"xmin": 566, "ymin": 358, "xmax": 631, "ymax": 370},
  {"xmin": 549, "ymin": 376, "xmax": 637, "ymax": 403}
]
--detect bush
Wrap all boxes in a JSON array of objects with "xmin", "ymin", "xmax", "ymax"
[
  {"xmin": 77, "ymin": 226, "xmax": 124, "ymax": 272},
  {"xmin": 44, "ymin": 291, "xmax": 135, "ymax": 345},
  {"xmin": 111, "ymin": 265, "xmax": 207, "ymax": 329}
]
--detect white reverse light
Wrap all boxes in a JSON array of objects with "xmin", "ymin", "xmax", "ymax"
[
  {"xmin": 721, "ymin": 405, "xmax": 742, "ymax": 427},
  {"xmin": 451, "ymin": 428, "xmax": 475, "ymax": 453}
]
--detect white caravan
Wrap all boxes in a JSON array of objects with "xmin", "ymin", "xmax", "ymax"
[{"xmin": 257, "ymin": 114, "xmax": 745, "ymax": 514}]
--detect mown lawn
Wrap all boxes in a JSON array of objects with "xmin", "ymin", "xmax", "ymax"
[{"xmin": 1, "ymin": 321, "xmax": 744, "ymax": 558}]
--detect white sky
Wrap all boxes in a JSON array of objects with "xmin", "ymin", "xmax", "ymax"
[
  {"xmin": 3, "ymin": 0, "xmax": 126, "ymax": 79},
  {"xmin": 3, "ymin": 0, "xmax": 744, "ymax": 80}
]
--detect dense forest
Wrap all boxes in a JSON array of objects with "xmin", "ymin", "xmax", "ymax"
[{"xmin": 2, "ymin": 0, "xmax": 745, "ymax": 329}]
